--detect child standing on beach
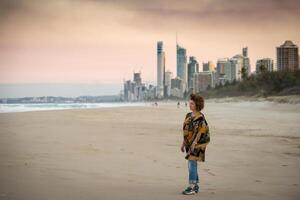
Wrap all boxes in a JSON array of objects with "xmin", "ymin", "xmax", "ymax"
[{"xmin": 181, "ymin": 93, "xmax": 210, "ymax": 195}]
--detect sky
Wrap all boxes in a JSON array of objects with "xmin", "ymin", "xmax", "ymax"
[{"xmin": 0, "ymin": 0, "xmax": 300, "ymax": 97}]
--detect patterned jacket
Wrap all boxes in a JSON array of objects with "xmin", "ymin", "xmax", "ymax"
[{"xmin": 182, "ymin": 111, "xmax": 210, "ymax": 162}]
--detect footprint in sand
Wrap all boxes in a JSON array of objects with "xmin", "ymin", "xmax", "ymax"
[
  {"xmin": 207, "ymin": 188, "xmax": 216, "ymax": 194},
  {"xmin": 207, "ymin": 188, "xmax": 216, "ymax": 190},
  {"xmin": 203, "ymin": 168, "xmax": 216, "ymax": 176}
]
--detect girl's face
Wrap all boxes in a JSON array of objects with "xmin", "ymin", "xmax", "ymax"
[{"xmin": 189, "ymin": 100, "xmax": 196, "ymax": 111}]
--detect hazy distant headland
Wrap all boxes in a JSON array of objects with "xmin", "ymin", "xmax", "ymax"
[{"xmin": 0, "ymin": 95, "xmax": 122, "ymax": 104}]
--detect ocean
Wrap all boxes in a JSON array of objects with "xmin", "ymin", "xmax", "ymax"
[{"xmin": 0, "ymin": 102, "xmax": 149, "ymax": 113}]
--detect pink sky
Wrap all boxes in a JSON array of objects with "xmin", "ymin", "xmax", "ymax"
[{"xmin": 0, "ymin": 0, "xmax": 300, "ymax": 85}]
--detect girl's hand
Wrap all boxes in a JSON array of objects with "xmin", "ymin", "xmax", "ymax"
[
  {"xmin": 180, "ymin": 142, "xmax": 185, "ymax": 153},
  {"xmin": 191, "ymin": 142, "xmax": 196, "ymax": 152}
]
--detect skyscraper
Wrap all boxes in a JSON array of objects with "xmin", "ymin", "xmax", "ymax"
[
  {"xmin": 133, "ymin": 72, "xmax": 142, "ymax": 85},
  {"xmin": 256, "ymin": 58, "xmax": 274, "ymax": 73},
  {"xmin": 176, "ymin": 44, "xmax": 187, "ymax": 86},
  {"xmin": 203, "ymin": 61, "xmax": 215, "ymax": 72},
  {"xmin": 171, "ymin": 77, "xmax": 184, "ymax": 98},
  {"xmin": 231, "ymin": 55, "xmax": 244, "ymax": 81},
  {"xmin": 187, "ymin": 56, "xmax": 199, "ymax": 90},
  {"xmin": 242, "ymin": 47, "xmax": 248, "ymax": 57},
  {"xmin": 217, "ymin": 58, "xmax": 233, "ymax": 82},
  {"xmin": 216, "ymin": 58, "xmax": 229, "ymax": 75},
  {"xmin": 157, "ymin": 41, "xmax": 165, "ymax": 98},
  {"xmin": 277, "ymin": 40, "xmax": 299, "ymax": 71},
  {"xmin": 164, "ymin": 70, "xmax": 173, "ymax": 97},
  {"xmin": 193, "ymin": 71, "xmax": 213, "ymax": 93},
  {"xmin": 242, "ymin": 47, "xmax": 251, "ymax": 76}
]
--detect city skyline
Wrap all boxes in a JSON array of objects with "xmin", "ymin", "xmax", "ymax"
[{"xmin": 122, "ymin": 39, "xmax": 298, "ymax": 101}]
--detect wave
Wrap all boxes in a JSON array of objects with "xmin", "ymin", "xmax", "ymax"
[{"xmin": 0, "ymin": 102, "xmax": 148, "ymax": 113}]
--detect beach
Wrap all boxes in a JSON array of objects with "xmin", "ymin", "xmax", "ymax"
[{"xmin": 0, "ymin": 100, "xmax": 299, "ymax": 200}]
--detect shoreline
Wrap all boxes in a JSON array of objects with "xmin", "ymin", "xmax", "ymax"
[
  {"xmin": 0, "ymin": 102, "xmax": 150, "ymax": 113},
  {"xmin": 1, "ymin": 95, "xmax": 300, "ymax": 114}
]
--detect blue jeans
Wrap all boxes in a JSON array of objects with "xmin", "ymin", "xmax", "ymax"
[{"xmin": 188, "ymin": 160, "xmax": 199, "ymax": 184}]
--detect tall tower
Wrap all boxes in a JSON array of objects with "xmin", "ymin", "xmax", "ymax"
[
  {"xmin": 277, "ymin": 40, "xmax": 299, "ymax": 71},
  {"xmin": 187, "ymin": 56, "xmax": 199, "ymax": 90},
  {"xmin": 242, "ymin": 47, "xmax": 248, "ymax": 57},
  {"xmin": 176, "ymin": 35, "xmax": 187, "ymax": 88},
  {"xmin": 133, "ymin": 72, "xmax": 142, "ymax": 85},
  {"xmin": 242, "ymin": 47, "xmax": 251, "ymax": 76},
  {"xmin": 164, "ymin": 70, "xmax": 173, "ymax": 98},
  {"xmin": 157, "ymin": 41, "xmax": 165, "ymax": 98}
]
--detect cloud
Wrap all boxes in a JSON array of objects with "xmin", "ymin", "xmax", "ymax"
[
  {"xmin": 106, "ymin": 0, "xmax": 300, "ymax": 31},
  {"xmin": 2, "ymin": 0, "xmax": 300, "ymax": 25}
]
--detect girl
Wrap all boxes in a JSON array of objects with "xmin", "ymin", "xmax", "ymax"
[{"xmin": 181, "ymin": 93, "xmax": 210, "ymax": 195}]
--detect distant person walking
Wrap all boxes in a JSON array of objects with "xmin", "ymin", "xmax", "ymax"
[
  {"xmin": 177, "ymin": 101, "xmax": 180, "ymax": 108},
  {"xmin": 181, "ymin": 93, "xmax": 210, "ymax": 195}
]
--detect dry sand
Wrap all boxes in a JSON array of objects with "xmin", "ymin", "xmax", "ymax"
[{"xmin": 0, "ymin": 100, "xmax": 299, "ymax": 200}]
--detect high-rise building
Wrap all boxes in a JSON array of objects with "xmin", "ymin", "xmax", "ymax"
[
  {"xmin": 157, "ymin": 41, "xmax": 165, "ymax": 98},
  {"xmin": 164, "ymin": 70, "xmax": 173, "ymax": 97},
  {"xmin": 187, "ymin": 56, "xmax": 199, "ymax": 90},
  {"xmin": 256, "ymin": 58, "xmax": 274, "ymax": 74},
  {"xmin": 242, "ymin": 47, "xmax": 251, "ymax": 76},
  {"xmin": 277, "ymin": 40, "xmax": 299, "ymax": 71},
  {"xmin": 243, "ymin": 57, "xmax": 251, "ymax": 75},
  {"xmin": 176, "ymin": 44, "xmax": 187, "ymax": 86},
  {"xmin": 224, "ymin": 59, "xmax": 234, "ymax": 82},
  {"xmin": 217, "ymin": 58, "xmax": 229, "ymax": 76},
  {"xmin": 193, "ymin": 71, "xmax": 214, "ymax": 93},
  {"xmin": 231, "ymin": 54, "xmax": 244, "ymax": 81},
  {"xmin": 133, "ymin": 72, "xmax": 142, "ymax": 85},
  {"xmin": 215, "ymin": 54, "xmax": 245, "ymax": 84},
  {"xmin": 123, "ymin": 72, "xmax": 150, "ymax": 102},
  {"xmin": 171, "ymin": 77, "xmax": 184, "ymax": 98},
  {"xmin": 123, "ymin": 80, "xmax": 130, "ymax": 101},
  {"xmin": 203, "ymin": 61, "xmax": 215, "ymax": 72},
  {"xmin": 217, "ymin": 58, "xmax": 235, "ymax": 83},
  {"xmin": 242, "ymin": 47, "xmax": 248, "ymax": 57},
  {"xmin": 123, "ymin": 80, "xmax": 137, "ymax": 102}
]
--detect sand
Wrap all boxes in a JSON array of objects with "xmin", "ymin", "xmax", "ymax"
[{"xmin": 0, "ymin": 100, "xmax": 299, "ymax": 200}]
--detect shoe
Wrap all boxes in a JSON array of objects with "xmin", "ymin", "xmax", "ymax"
[
  {"xmin": 193, "ymin": 184, "xmax": 199, "ymax": 193},
  {"xmin": 182, "ymin": 186, "xmax": 196, "ymax": 195}
]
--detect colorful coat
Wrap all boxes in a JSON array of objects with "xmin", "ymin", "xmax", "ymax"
[{"xmin": 182, "ymin": 111, "xmax": 210, "ymax": 162}]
